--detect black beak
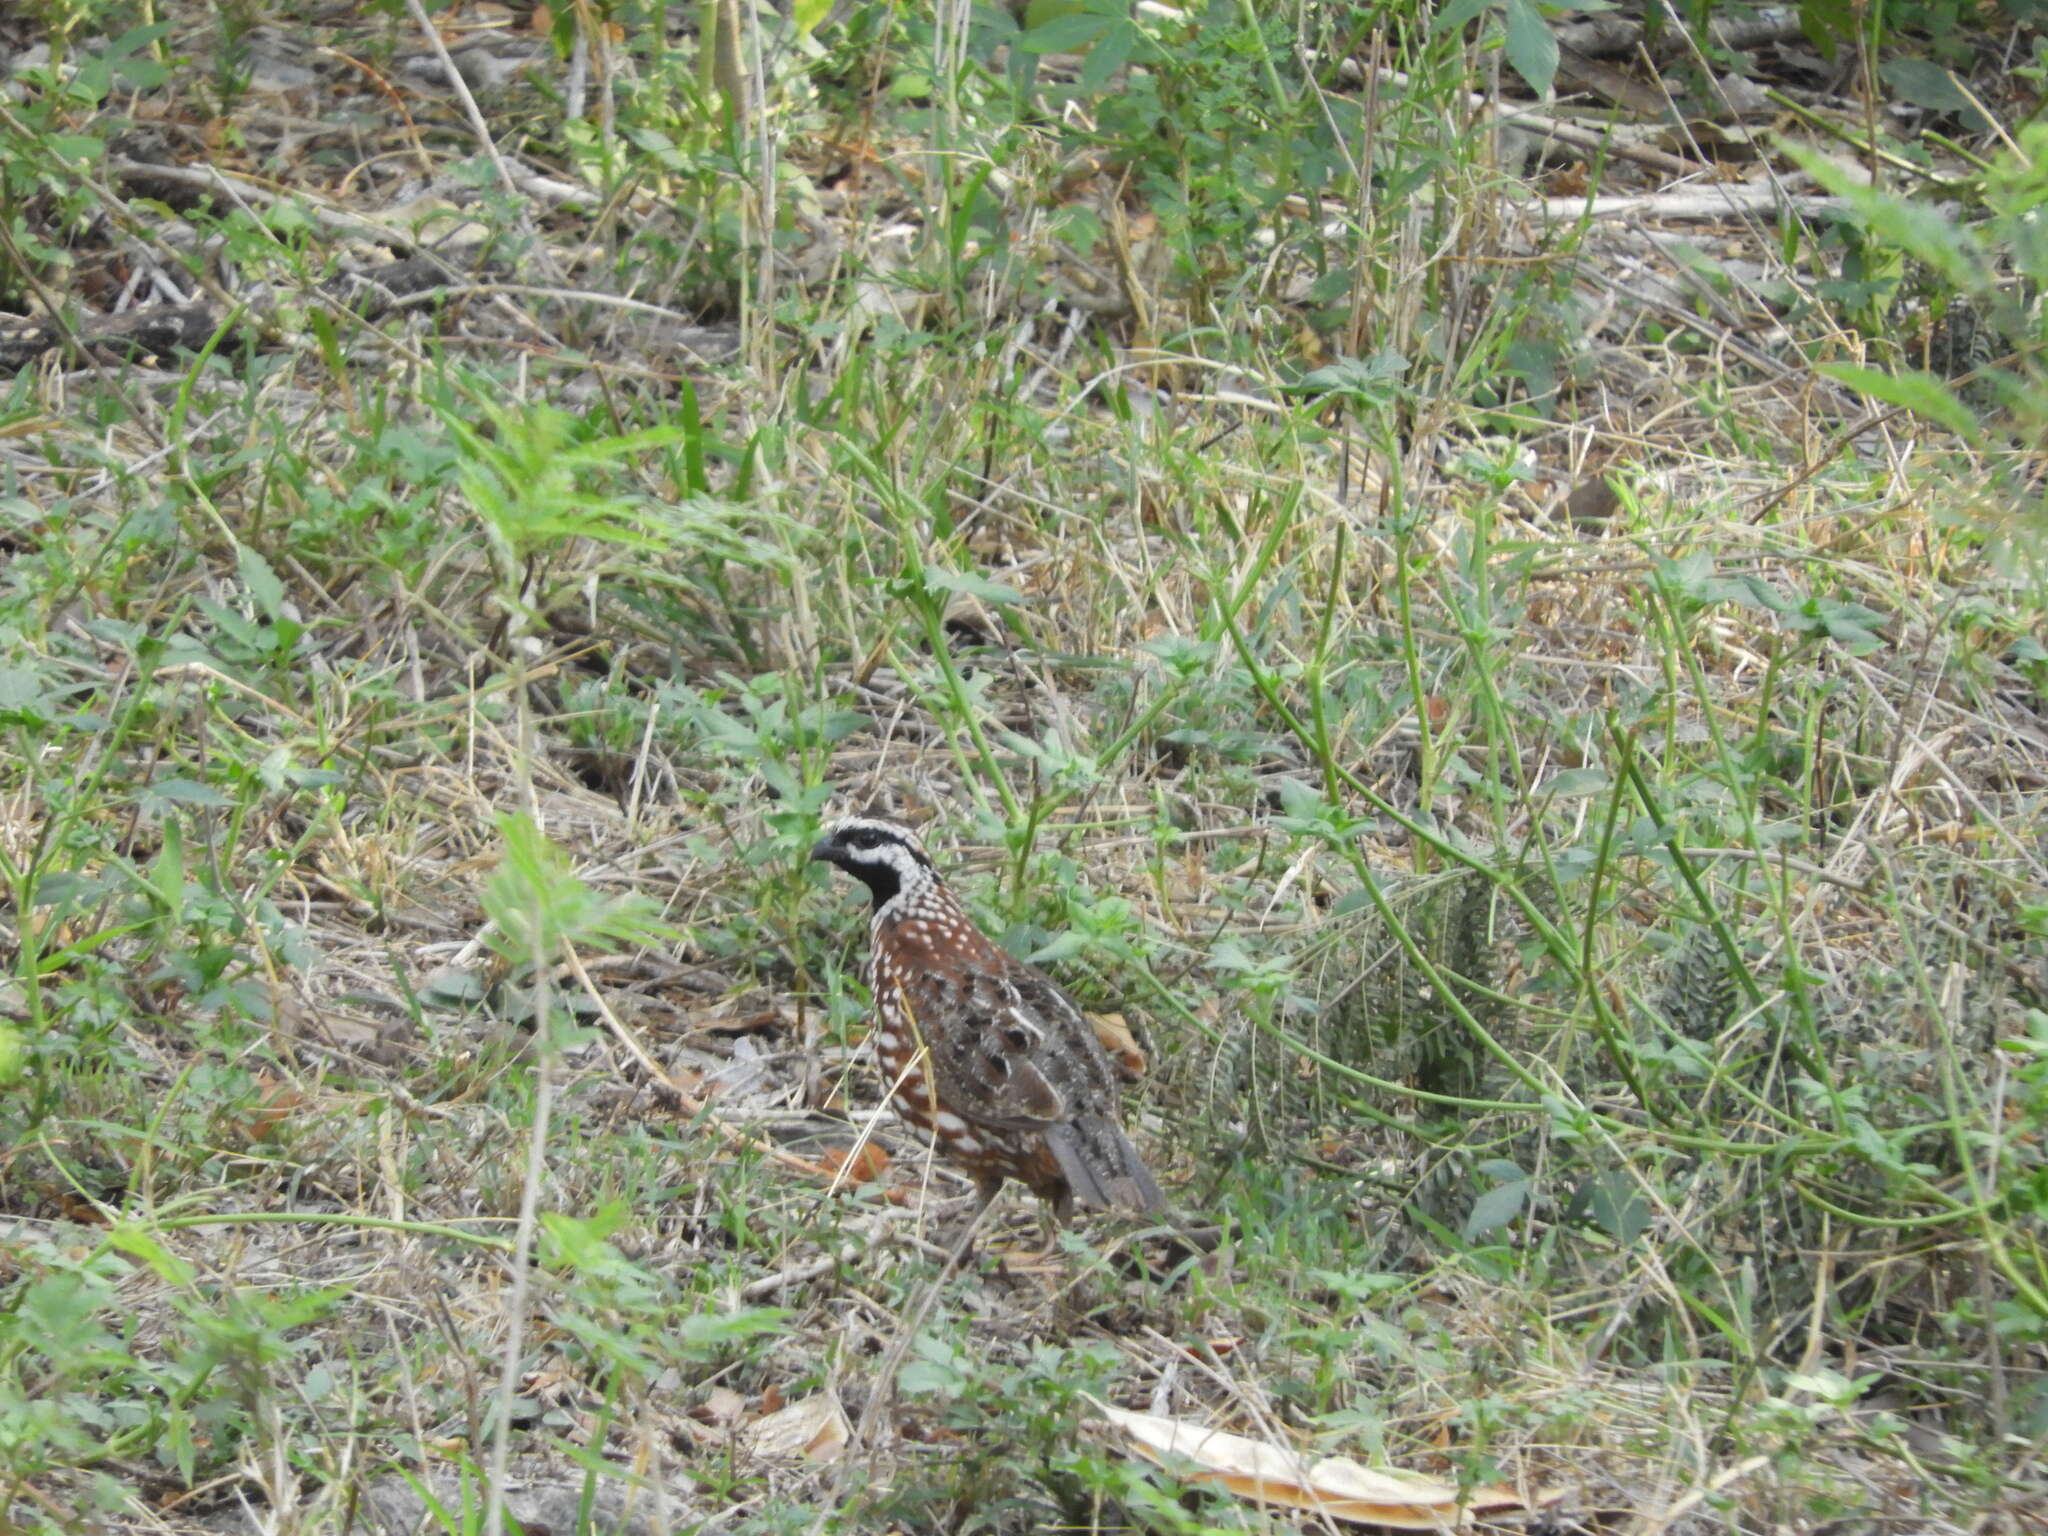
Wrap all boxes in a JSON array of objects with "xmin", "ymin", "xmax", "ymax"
[{"xmin": 809, "ymin": 833, "xmax": 839, "ymax": 864}]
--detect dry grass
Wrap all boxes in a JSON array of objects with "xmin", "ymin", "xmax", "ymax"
[{"xmin": 0, "ymin": 2, "xmax": 2045, "ymax": 1533}]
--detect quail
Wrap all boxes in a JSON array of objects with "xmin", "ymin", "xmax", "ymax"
[{"xmin": 811, "ymin": 817, "xmax": 1165, "ymax": 1226}]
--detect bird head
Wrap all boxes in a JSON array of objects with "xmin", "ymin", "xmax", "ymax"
[{"xmin": 809, "ymin": 817, "xmax": 938, "ymax": 911}]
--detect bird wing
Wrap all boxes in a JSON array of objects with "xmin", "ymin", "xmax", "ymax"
[
  {"xmin": 920, "ymin": 964, "xmax": 1077, "ymax": 1130},
  {"xmin": 921, "ymin": 956, "xmax": 1164, "ymax": 1214},
  {"xmin": 1002, "ymin": 963, "xmax": 1165, "ymax": 1211}
]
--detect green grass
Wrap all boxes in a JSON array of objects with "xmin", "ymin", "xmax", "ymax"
[{"xmin": 0, "ymin": 0, "xmax": 2045, "ymax": 1531}]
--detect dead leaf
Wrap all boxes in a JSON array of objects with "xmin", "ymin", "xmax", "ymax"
[
  {"xmin": 1655, "ymin": 119, "xmax": 1765, "ymax": 162},
  {"xmin": 1565, "ymin": 476, "xmax": 1622, "ymax": 526},
  {"xmin": 691, "ymin": 999, "xmax": 787, "ymax": 1036},
  {"xmin": 820, "ymin": 1143, "xmax": 893, "ymax": 1185},
  {"xmin": 222, "ymin": 1073, "xmax": 306, "ymax": 1147},
  {"xmin": 56, "ymin": 1194, "xmax": 109, "ymax": 1226},
  {"xmin": 1089, "ymin": 1012, "xmax": 1148, "ymax": 1077},
  {"xmin": 748, "ymin": 1390, "xmax": 849, "ymax": 1462},
  {"xmin": 1545, "ymin": 163, "xmax": 1591, "ymax": 198},
  {"xmin": 1087, "ymin": 1397, "xmax": 1529, "ymax": 1529},
  {"xmin": 694, "ymin": 1386, "xmax": 748, "ymax": 1429}
]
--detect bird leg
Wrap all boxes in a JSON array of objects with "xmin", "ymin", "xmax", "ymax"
[
  {"xmin": 941, "ymin": 1174, "xmax": 1006, "ymax": 1272},
  {"xmin": 1031, "ymin": 1187, "xmax": 1074, "ymax": 1258}
]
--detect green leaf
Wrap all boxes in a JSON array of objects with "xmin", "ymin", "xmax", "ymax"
[
  {"xmin": 1544, "ymin": 768, "xmax": 1611, "ymax": 798},
  {"xmin": 1818, "ymin": 362, "xmax": 1979, "ymax": 438},
  {"xmin": 49, "ymin": 134, "xmax": 106, "ymax": 166},
  {"xmin": 16, "ymin": 1270, "xmax": 120, "ymax": 1360},
  {"xmin": 236, "ymin": 544, "xmax": 286, "ymax": 622},
  {"xmin": 1078, "ymin": 17, "xmax": 1137, "ymax": 89},
  {"xmin": 898, "ymin": 1334, "xmax": 968, "ymax": 1395},
  {"xmin": 1464, "ymin": 1174, "xmax": 1530, "ymax": 1239},
  {"xmin": 1503, "ymin": 0, "xmax": 1559, "ymax": 96},
  {"xmin": 422, "ymin": 965, "xmax": 488, "ymax": 1004},
  {"xmin": 1329, "ymin": 887, "xmax": 1376, "ymax": 919},
  {"xmin": 1016, "ymin": 12, "xmax": 1113, "ymax": 53},
  {"xmin": 0, "ymin": 667, "xmax": 52, "ymax": 728},
  {"xmin": 1288, "ymin": 350, "xmax": 1409, "ymax": 403},
  {"xmin": 144, "ymin": 778, "xmax": 235, "ymax": 809},
  {"xmin": 1881, "ymin": 57, "xmax": 1969, "ymax": 111},
  {"xmin": 1657, "ymin": 554, "xmax": 1789, "ymax": 612},
  {"xmin": 1309, "ymin": 1268, "xmax": 1408, "ymax": 1301},
  {"xmin": 107, "ymin": 1223, "xmax": 198, "ymax": 1286},
  {"xmin": 1791, "ymin": 595, "xmax": 1889, "ymax": 654},
  {"xmin": 1433, "ymin": 0, "xmax": 1496, "ymax": 31},
  {"xmin": 1578, "ymin": 1170, "xmax": 1651, "ymax": 1243},
  {"xmin": 484, "ymin": 813, "xmax": 677, "ymax": 963},
  {"xmin": 922, "ymin": 567, "xmax": 1025, "ymax": 607},
  {"xmin": 672, "ymin": 1307, "xmax": 793, "ymax": 1352},
  {"xmin": 1139, "ymin": 633, "xmax": 1216, "ymax": 675},
  {"xmin": 1782, "ymin": 143, "xmax": 1992, "ymax": 290},
  {"xmin": 443, "ymin": 397, "xmax": 687, "ymax": 575},
  {"xmin": 1026, "ymin": 931, "xmax": 1089, "ymax": 965},
  {"xmin": 540, "ymin": 1203, "xmax": 634, "ymax": 1270}
]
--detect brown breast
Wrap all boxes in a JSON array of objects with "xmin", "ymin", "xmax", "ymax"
[{"xmin": 868, "ymin": 910, "xmax": 1060, "ymax": 1197}]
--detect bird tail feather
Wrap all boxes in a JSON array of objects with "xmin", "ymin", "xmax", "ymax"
[{"xmin": 1046, "ymin": 1118, "xmax": 1165, "ymax": 1214}]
